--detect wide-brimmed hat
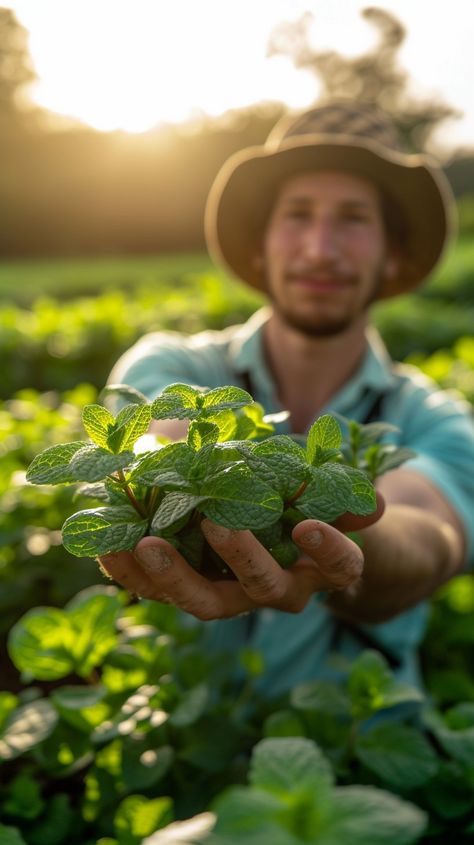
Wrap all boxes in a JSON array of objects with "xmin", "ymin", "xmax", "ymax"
[{"xmin": 204, "ymin": 100, "xmax": 456, "ymax": 299}]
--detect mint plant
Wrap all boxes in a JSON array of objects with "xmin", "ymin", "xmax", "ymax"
[{"xmin": 26, "ymin": 383, "xmax": 413, "ymax": 574}]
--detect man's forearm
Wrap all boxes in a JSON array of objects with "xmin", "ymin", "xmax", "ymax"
[{"xmin": 326, "ymin": 504, "xmax": 464, "ymax": 624}]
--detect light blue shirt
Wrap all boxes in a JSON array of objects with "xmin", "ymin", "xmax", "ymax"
[{"xmin": 109, "ymin": 308, "xmax": 474, "ymax": 698}]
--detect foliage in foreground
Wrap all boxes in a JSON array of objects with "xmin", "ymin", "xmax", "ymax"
[
  {"xmin": 25, "ymin": 382, "xmax": 411, "ymax": 570},
  {"xmin": 1, "ymin": 590, "xmax": 474, "ymax": 844}
]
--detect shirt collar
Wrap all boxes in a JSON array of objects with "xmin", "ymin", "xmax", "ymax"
[{"xmin": 227, "ymin": 306, "xmax": 397, "ymax": 415}]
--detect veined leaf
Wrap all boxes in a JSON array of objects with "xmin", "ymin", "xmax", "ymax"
[
  {"xmin": 151, "ymin": 492, "xmax": 208, "ymax": 532},
  {"xmin": 200, "ymin": 465, "xmax": 283, "ymax": 530},
  {"xmin": 69, "ymin": 445, "xmax": 136, "ymax": 482},
  {"xmin": 307, "ymin": 415, "xmax": 342, "ymax": 463},
  {"xmin": 26, "ymin": 441, "xmax": 86, "ymax": 485},
  {"xmin": 129, "ymin": 442, "xmax": 195, "ymax": 488},
  {"xmin": 200, "ymin": 385, "xmax": 253, "ymax": 411},
  {"xmin": 187, "ymin": 420, "xmax": 220, "ymax": 451},
  {"xmin": 107, "ymin": 404, "xmax": 152, "ymax": 453},
  {"xmin": 151, "ymin": 383, "xmax": 200, "ymax": 420},
  {"xmin": 342, "ymin": 466, "xmax": 377, "ymax": 515},
  {"xmin": 82, "ymin": 404, "xmax": 115, "ymax": 448},
  {"xmin": 297, "ymin": 464, "xmax": 352, "ymax": 522},
  {"xmin": 62, "ymin": 506, "xmax": 148, "ymax": 557}
]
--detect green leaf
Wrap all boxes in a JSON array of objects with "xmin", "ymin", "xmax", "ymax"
[
  {"xmin": 151, "ymin": 492, "xmax": 208, "ymax": 532},
  {"xmin": 249, "ymin": 737, "xmax": 334, "ymax": 796},
  {"xmin": 108, "ymin": 404, "xmax": 152, "ymax": 453},
  {"xmin": 129, "ymin": 442, "xmax": 195, "ymax": 489},
  {"xmin": 252, "ymin": 437, "xmax": 309, "ymax": 499},
  {"xmin": 0, "ymin": 692, "xmax": 19, "ymax": 732},
  {"xmin": 26, "ymin": 441, "xmax": 86, "ymax": 484},
  {"xmin": 307, "ymin": 415, "xmax": 342, "ymax": 464},
  {"xmin": 355, "ymin": 723, "xmax": 439, "ymax": 789},
  {"xmin": 169, "ymin": 683, "xmax": 210, "ymax": 727},
  {"xmin": 151, "ymin": 383, "xmax": 200, "ymax": 420},
  {"xmin": 340, "ymin": 466, "xmax": 377, "ymax": 516},
  {"xmin": 66, "ymin": 586, "xmax": 123, "ymax": 676},
  {"xmin": 423, "ymin": 706, "xmax": 474, "ymax": 766},
  {"xmin": 211, "ymin": 786, "xmax": 287, "ymax": 835},
  {"xmin": 2, "ymin": 773, "xmax": 44, "ymax": 820},
  {"xmin": 69, "ymin": 445, "xmax": 136, "ymax": 482},
  {"xmin": 62, "ymin": 506, "xmax": 148, "ymax": 557},
  {"xmin": 82, "ymin": 404, "xmax": 116, "ymax": 448},
  {"xmin": 8, "ymin": 608, "xmax": 76, "ymax": 680},
  {"xmin": 200, "ymin": 465, "xmax": 283, "ymax": 530},
  {"xmin": 201, "ymin": 385, "xmax": 253, "ymax": 411},
  {"xmin": 348, "ymin": 651, "xmax": 423, "ymax": 720},
  {"xmin": 320, "ymin": 785, "xmax": 427, "ymax": 845},
  {"xmin": 122, "ymin": 742, "xmax": 174, "ymax": 791},
  {"xmin": 0, "ymin": 825, "xmax": 29, "ymax": 845},
  {"xmin": 187, "ymin": 420, "xmax": 220, "ymax": 450},
  {"xmin": 297, "ymin": 465, "xmax": 351, "ymax": 522},
  {"xmin": 375, "ymin": 446, "xmax": 417, "ymax": 475},
  {"xmin": 0, "ymin": 699, "xmax": 58, "ymax": 760},
  {"xmin": 290, "ymin": 680, "xmax": 352, "ymax": 719},
  {"xmin": 114, "ymin": 794, "xmax": 173, "ymax": 845}
]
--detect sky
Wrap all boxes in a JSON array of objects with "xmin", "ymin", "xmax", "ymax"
[{"xmin": 6, "ymin": 0, "xmax": 474, "ymax": 152}]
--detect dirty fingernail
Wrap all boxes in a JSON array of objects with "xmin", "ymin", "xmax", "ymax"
[{"xmin": 135, "ymin": 546, "xmax": 172, "ymax": 574}]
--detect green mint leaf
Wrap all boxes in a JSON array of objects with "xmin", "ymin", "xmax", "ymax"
[
  {"xmin": 107, "ymin": 403, "xmax": 152, "ymax": 453},
  {"xmin": 188, "ymin": 442, "xmax": 247, "ymax": 486},
  {"xmin": 333, "ymin": 465, "xmax": 377, "ymax": 516},
  {"xmin": 62, "ymin": 506, "xmax": 148, "ymax": 557},
  {"xmin": 307, "ymin": 415, "xmax": 342, "ymax": 463},
  {"xmin": 69, "ymin": 445, "xmax": 136, "ymax": 482},
  {"xmin": 151, "ymin": 383, "xmax": 202, "ymax": 421},
  {"xmin": 82, "ymin": 404, "xmax": 116, "ymax": 448},
  {"xmin": 357, "ymin": 421, "xmax": 400, "ymax": 448},
  {"xmin": 187, "ymin": 420, "xmax": 220, "ymax": 450},
  {"xmin": 128, "ymin": 442, "xmax": 195, "ymax": 489},
  {"xmin": 200, "ymin": 465, "xmax": 283, "ymax": 530},
  {"xmin": 354, "ymin": 723, "xmax": 439, "ymax": 790},
  {"xmin": 249, "ymin": 737, "xmax": 334, "ymax": 795},
  {"xmin": 252, "ymin": 436, "xmax": 309, "ymax": 499},
  {"xmin": 201, "ymin": 385, "xmax": 253, "ymax": 412},
  {"xmin": 26, "ymin": 441, "xmax": 86, "ymax": 485},
  {"xmin": 296, "ymin": 464, "xmax": 352, "ymax": 522},
  {"xmin": 374, "ymin": 446, "xmax": 417, "ymax": 475},
  {"xmin": 151, "ymin": 492, "xmax": 208, "ymax": 532},
  {"xmin": 99, "ymin": 383, "xmax": 149, "ymax": 405},
  {"xmin": 321, "ymin": 785, "xmax": 427, "ymax": 845}
]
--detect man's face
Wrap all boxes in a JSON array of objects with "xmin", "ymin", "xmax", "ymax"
[{"xmin": 261, "ymin": 170, "xmax": 397, "ymax": 337}]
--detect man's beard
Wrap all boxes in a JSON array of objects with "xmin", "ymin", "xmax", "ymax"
[{"xmin": 266, "ymin": 269, "xmax": 385, "ymax": 338}]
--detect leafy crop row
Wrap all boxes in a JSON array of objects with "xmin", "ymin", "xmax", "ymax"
[{"xmin": 2, "ymin": 588, "xmax": 474, "ymax": 844}]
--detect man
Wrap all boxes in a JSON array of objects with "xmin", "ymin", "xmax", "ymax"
[{"xmin": 101, "ymin": 101, "xmax": 474, "ymax": 697}]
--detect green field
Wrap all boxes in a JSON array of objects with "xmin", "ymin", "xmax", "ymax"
[
  {"xmin": 0, "ymin": 236, "xmax": 473, "ymax": 304},
  {"xmin": 0, "ymin": 252, "xmax": 220, "ymax": 304}
]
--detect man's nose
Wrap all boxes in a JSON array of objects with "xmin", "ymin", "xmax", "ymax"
[{"xmin": 302, "ymin": 219, "xmax": 339, "ymax": 262}]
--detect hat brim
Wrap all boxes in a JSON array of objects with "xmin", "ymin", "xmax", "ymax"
[{"xmin": 204, "ymin": 135, "xmax": 456, "ymax": 299}]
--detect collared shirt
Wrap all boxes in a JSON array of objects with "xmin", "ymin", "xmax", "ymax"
[{"xmin": 109, "ymin": 308, "xmax": 474, "ymax": 698}]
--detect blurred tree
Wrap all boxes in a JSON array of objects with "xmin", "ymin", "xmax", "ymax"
[
  {"xmin": 267, "ymin": 6, "xmax": 460, "ymax": 154},
  {"xmin": 0, "ymin": 6, "xmax": 38, "ymax": 132}
]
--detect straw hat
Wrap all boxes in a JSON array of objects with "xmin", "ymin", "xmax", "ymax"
[{"xmin": 204, "ymin": 101, "xmax": 456, "ymax": 299}]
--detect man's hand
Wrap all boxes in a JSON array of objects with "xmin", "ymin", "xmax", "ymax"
[{"xmin": 99, "ymin": 496, "xmax": 385, "ymax": 620}]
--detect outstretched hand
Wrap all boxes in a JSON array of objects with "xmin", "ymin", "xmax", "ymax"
[{"xmin": 99, "ymin": 493, "xmax": 385, "ymax": 619}]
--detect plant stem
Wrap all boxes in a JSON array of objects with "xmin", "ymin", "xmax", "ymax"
[{"xmin": 116, "ymin": 470, "xmax": 147, "ymax": 518}]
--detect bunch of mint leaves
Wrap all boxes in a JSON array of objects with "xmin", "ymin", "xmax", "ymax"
[{"xmin": 26, "ymin": 383, "xmax": 414, "ymax": 575}]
